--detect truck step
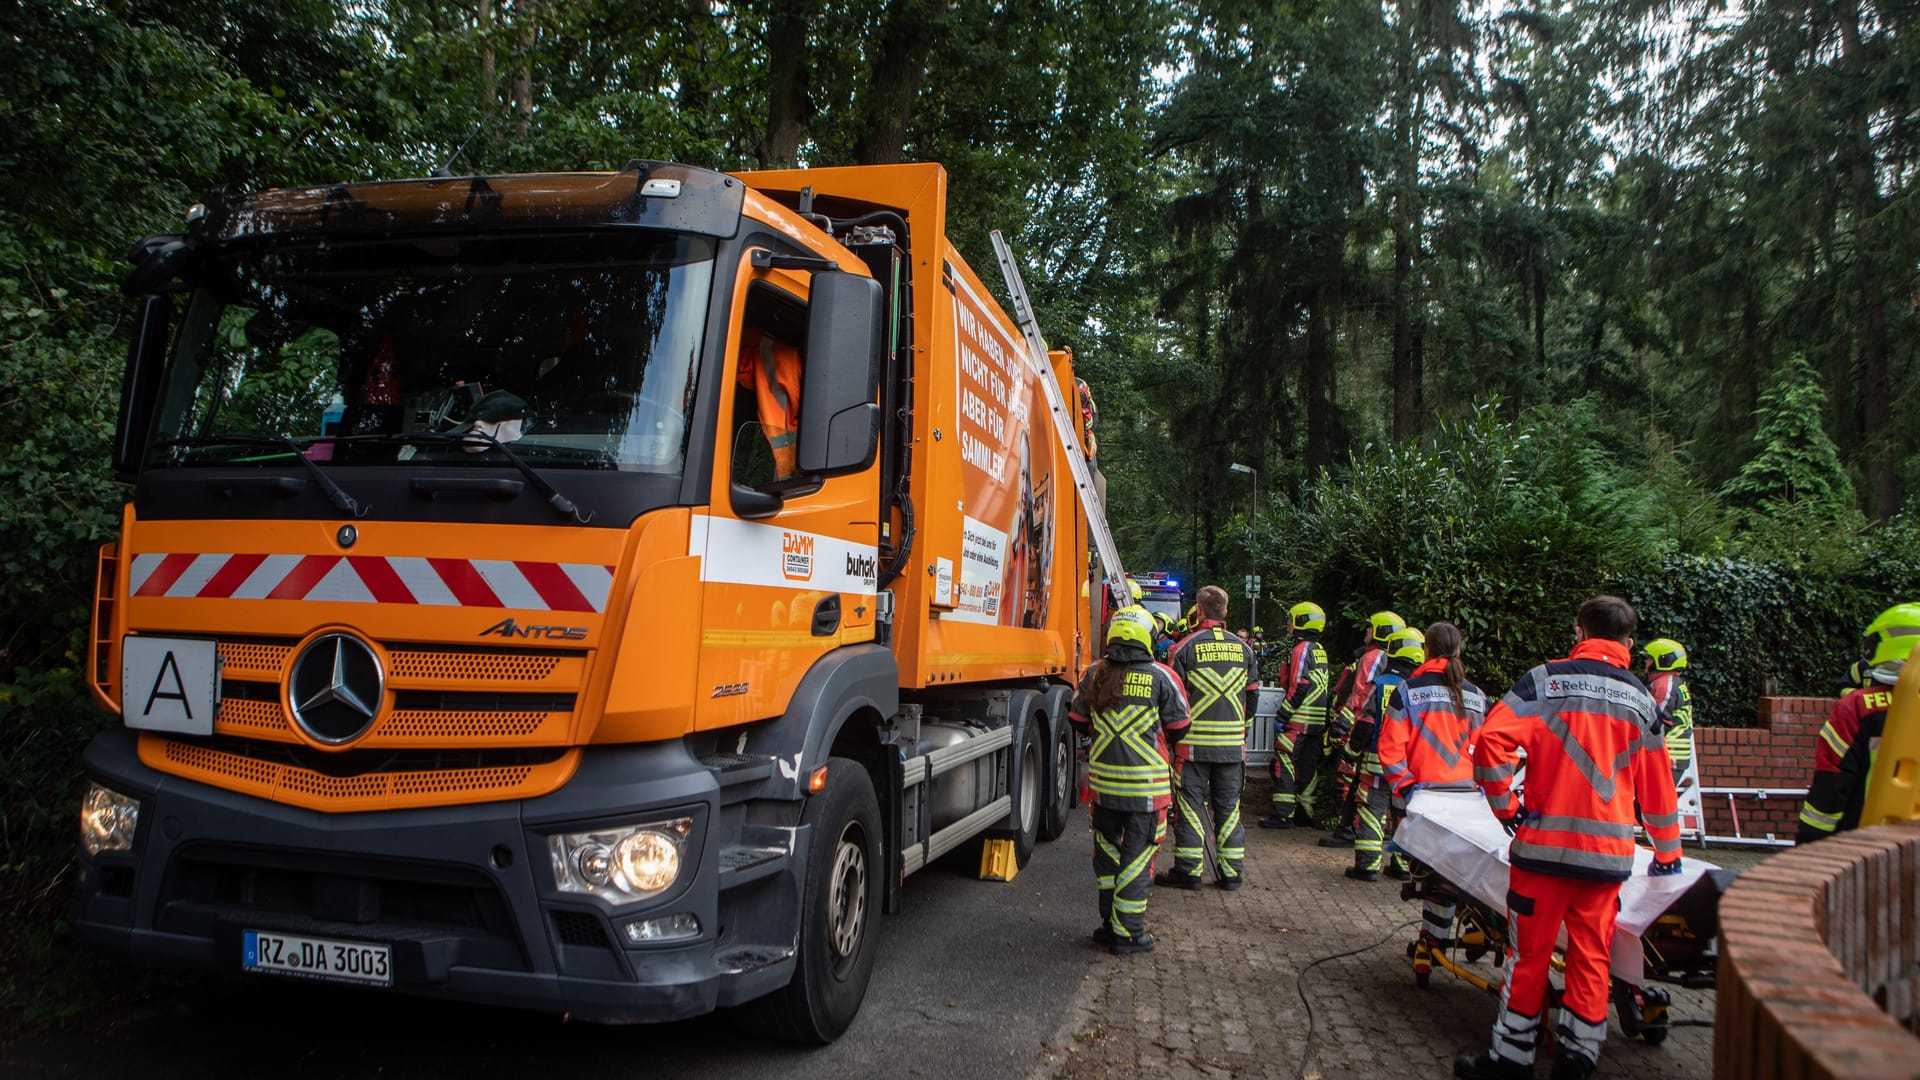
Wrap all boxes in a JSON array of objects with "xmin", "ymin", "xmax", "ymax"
[
  {"xmin": 713, "ymin": 944, "xmax": 795, "ymax": 975},
  {"xmin": 698, "ymin": 753, "xmax": 775, "ymax": 787},
  {"xmin": 718, "ymin": 843, "xmax": 790, "ymax": 889}
]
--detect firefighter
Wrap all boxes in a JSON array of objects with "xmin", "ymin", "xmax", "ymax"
[
  {"xmin": 1378, "ymin": 622, "xmax": 1488, "ymax": 958},
  {"xmin": 1346, "ymin": 627, "xmax": 1423, "ymax": 881},
  {"xmin": 1258, "ymin": 601, "xmax": 1331, "ymax": 829},
  {"xmin": 1069, "ymin": 608, "xmax": 1191, "ymax": 955},
  {"xmin": 1151, "ymin": 611, "xmax": 1175, "ymax": 662},
  {"xmin": 1641, "ymin": 638, "xmax": 1695, "ymax": 796},
  {"xmin": 1456, "ymin": 596, "xmax": 1682, "ymax": 1080},
  {"xmin": 1796, "ymin": 602, "xmax": 1920, "ymax": 844},
  {"xmin": 1158, "ymin": 585, "xmax": 1259, "ymax": 890},
  {"xmin": 1320, "ymin": 610, "xmax": 1407, "ymax": 847}
]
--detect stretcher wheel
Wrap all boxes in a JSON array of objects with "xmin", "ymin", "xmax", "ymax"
[{"xmin": 1640, "ymin": 1026, "xmax": 1668, "ymax": 1046}]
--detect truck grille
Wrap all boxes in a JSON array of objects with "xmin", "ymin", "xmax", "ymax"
[
  {"xmin": 207, "ymin": 638, "xmax": 586, "ymax": 748},
  {"xmin": 140, "ymin": 635, "xmax": 590, "ymax": 810},
  {"xmin": 142, "ymin": 733, "xmax": 578, "ymax": 812}
]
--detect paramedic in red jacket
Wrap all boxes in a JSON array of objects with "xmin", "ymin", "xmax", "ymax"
[{"xmin": 1455, "ymin": 596, "xmax": 1683, "ymax": 1080}]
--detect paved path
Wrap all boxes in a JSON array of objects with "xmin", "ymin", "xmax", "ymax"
[{"xmin": 1030, "ymin": 775, "xmax": 1773, "ymax": 1080}]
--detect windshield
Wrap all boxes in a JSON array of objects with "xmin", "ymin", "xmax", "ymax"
[{"xmin": 149, "ymin": 231, "xmax": 715, "ymax": 473}]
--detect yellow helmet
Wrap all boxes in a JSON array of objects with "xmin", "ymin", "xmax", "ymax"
[
  {"xmin": 1128, "ymin": 579, "xmax": 1145, "ymax": 603},
  {"xmin": 1384, "ymin": 626, "xmax": 1426, "ymax": 665},
  {"xmin": 1289, "ymin": 601, "xmax": 1326, "ymax": 633},
  {"xmin": 1107, "ymin": 608, "xmax": 1155, "ymax": 653},
  {"xmin": 1368, "ymin": 610, "xmax": 1406, "ymax": 644},
  {"xmin": 1863, "ymin": 603, "xmax": 1920, "ymax": 668},
  {"xmin": 1643, "ymin": 638, "xmax": 1688, "ymax": 672}
]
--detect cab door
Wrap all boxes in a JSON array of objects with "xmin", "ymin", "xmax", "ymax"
[{"xmin": 692, "ymin": 264, "xmax": 881, "ymax": 731}]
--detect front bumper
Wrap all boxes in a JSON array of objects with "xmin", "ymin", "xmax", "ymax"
[{"xmin": 71, "ymin": 730, "xmax": 802, "ymax": 1022}]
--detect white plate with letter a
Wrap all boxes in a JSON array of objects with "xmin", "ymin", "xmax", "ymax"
[{"xmin": 120, "ymin": 636, "xmax": 218, "ymax": 736}]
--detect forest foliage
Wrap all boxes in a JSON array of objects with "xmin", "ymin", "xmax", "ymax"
[{"xmin": 1, "ymin": 0, "xmax": 1917, "ymax": 1014}]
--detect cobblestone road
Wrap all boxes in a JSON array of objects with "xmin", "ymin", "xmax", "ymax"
[{"xmin": 1030, "ymin": 775, "xmax": 1773, "ymax": 1080}]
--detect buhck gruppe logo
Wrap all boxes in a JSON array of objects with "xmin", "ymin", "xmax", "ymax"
[{"xmin": 782, "ymin": 531, "xmax": 815, "ymax": 581}]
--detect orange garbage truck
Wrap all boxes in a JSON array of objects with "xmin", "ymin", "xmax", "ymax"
[{"xmin": 72, "ymin": 161, "xmax": 1124, "ymax": 1041}]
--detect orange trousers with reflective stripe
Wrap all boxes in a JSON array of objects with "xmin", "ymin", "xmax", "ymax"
[{"xmin": 1505, "ymin": 866, "xmax": 1619, "ymax": 1027}]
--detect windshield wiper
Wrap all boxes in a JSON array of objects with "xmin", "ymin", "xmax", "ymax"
[
  {"xmin": 338, "ymin": 432, "xmax": 595, "ymax": 524},
  {"xmin": 157, "ymin": 435, "xmax": 368, "ymax": 518}
]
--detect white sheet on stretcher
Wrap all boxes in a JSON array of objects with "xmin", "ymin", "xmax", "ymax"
[{"xmin": 1393, "ymin": 789, "xmax": 1718, "ymax": 983}]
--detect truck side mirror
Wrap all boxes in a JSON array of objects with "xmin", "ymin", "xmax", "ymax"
[
  {"xmin": 113, "ymin": 295, "xmax": 171, "ymax": 479},
  {"xmin": 796, "ymin": 271, "xmax": 883, "ymax": 477}
]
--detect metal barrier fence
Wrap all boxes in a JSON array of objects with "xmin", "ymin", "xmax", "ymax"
[{"xmin": 1245, "ymin": 687, "xmax": 1283, "ymax": 766}]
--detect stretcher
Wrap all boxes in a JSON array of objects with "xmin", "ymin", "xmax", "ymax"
[{"xmin": 1391, "ymin": 787, "xmax": 1738, "ymax": 1046}]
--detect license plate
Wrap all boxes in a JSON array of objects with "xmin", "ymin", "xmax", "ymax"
[{"xmin": 243, "ymin": 930, "xmax": 392, "ymax": 987}]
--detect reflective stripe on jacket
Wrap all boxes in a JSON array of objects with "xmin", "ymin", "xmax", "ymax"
[
  {"xmin": 1472, "ymin": 639, "xmax": 1681, "ymax": 881},
  {"xmin": 1282, "ymin": 636, "xmax": 1330, "ymax": 726},
  {"xmin": 1380, "ymin": 659, "xmax": 1489, "ymax": 795},
  {"xmin": 1797, "ymin": 683, "xmax": 1894, "ymax": 841},
  {"xmin": 1171, "ymin": 622, "xmax": 1259, "ymax": 762},
  {"xmin": 1070, "ymin": 648, "xmax": 1192, "ymax": 811}
]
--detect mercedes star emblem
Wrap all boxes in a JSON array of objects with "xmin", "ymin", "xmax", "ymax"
[{"xmin": 287, "ymin": 633, "xmax": 384, "ymax": 744}]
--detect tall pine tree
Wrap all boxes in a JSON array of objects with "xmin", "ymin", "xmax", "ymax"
[{"xmin": 1717, "ymin": 354, "xmax": 1856, "ymax": 518}]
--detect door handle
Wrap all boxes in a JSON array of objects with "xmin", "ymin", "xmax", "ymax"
[{"xmin": 812, "ymin": 595, "xmax": 841, "ymax": 636}]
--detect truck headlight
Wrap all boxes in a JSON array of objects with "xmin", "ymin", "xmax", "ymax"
[
  {"xmin": 548, "ymin": 817, "xmax": 691, "ymax": 903},
  {"xmin": 80, "ymin": 782, "xmax": 141, "ymax": 856}
]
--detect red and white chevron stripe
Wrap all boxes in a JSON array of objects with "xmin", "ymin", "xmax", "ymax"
[{"xmin": 126, "ymin": 553, "xmax": 616, "ymax": 613}]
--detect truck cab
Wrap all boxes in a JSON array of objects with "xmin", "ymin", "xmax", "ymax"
[{"xmin": 74, "ymin": 161, "xmax": 1098, "ymax": 1041}]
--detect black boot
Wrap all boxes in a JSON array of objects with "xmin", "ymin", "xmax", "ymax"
[
  {"xmin": 1153, "ymin": 869, "xmax": 1203, "ymax": 891},
  {"xmin": 1256, "ymin": 813, "xmax": 1293, "ymax": 830},
  {"xmin": 1216, "ymin": 874, "xmax": 1244, "ymax": 891},
  {"xmin": 1343, "ymin": 865, "xmax": 1379, "ymax": 882},
  {"xmin": 1383, "ymin": 861, "xmax": 1411, "ymax": 880},
  {"xmin": 1088, "ymin": 924, "xmax": 1117, "ymax": 946},
  {"xmin": 1317, "ymin": 828, "xmax": 1355, "ymax": 848},
  {"xmin": 1549, "ymin": 1049, "xmax": 1595, "ymax": 1080},
  {"xmin": 1109, "ymin": 932, "xmax": 1157, "ymax": 956},
  {"xmin": 1453, "ymin": 1051, "xmax": 1532, "ymax": 1080}
]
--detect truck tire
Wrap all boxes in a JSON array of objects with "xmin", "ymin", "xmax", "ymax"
[
  {"xmin": 743, "ymin": 757, "xmax": 882, "ymax": 1043},
  {"xmin": 1039, "ymin": 714, "xmax": 1072, "ymax": 842},
  {"xmin": 1009, "ymin": 718, "xmax": 1043, "ymax": 866}
]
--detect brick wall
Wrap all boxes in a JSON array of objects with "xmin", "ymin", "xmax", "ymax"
[
  {"xmin": 1692, "ymin": 695, "xmax": 1833, "ymax": 840},
  {"xmin": 1715, "ymin": 822, "xmax": 1920, "ymax": 1078}
]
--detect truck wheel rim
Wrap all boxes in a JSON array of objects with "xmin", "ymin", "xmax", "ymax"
[
  {"xmin": 1020, "ymin": 738, "xmax": 1041, "ymax": 835},
  {"xmin": 1052, "ymin": 732, "xmax": 1070, "ymax": 812},
  {"xmin": 828, "ymin": 824, "xmax": 868, "ymax": 964}
]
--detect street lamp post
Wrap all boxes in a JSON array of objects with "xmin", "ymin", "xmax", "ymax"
[{"xmin": 1229, "ymin": 462, "xmax": 1259, "ymax": 631}]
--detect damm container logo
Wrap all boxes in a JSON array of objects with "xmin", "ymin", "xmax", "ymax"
[{"xmin": 782, "ymin": 531, "xmax": 815, "ymax": 581}]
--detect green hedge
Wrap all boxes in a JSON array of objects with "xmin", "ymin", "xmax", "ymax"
[{"xmin": 1257, "ymin": 400, "xmax": 1920, "ymax": 727}]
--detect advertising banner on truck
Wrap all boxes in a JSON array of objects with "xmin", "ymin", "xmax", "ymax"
[{"xmin": 949, "ymin": 273, "xmax": 1054, "ymax": 630}]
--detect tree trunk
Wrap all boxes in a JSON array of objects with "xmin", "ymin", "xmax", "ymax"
[
  {"xmin": 1391, "ymin": 222, "xmax": 1413, "ymax": 440},
  {"xmin": 1410, "ymin": 319, "xmax": 1425, "ymax": 432},
  {"xmin": 758, "ymin": 0, "xmax": 814, "ymax": 168},
  {"xmin": 853, "ymin": 0, "xmax": 940, "ymax": 165},
  {"xmin": 1304, "ymin": 283, "xmax": 1335, "ymax": 478},
  {"xmin": 510, "ymin": 0, "xmax": 538, "ymax": 137},
  {"xmin": 479, "ymin": 0, "xmax": 497, "ymax": 115},
  {"xmin": 1837, "ymin": 0, "xmax": 1895, "ymax": 516},
  {"xmin": 677, "ymin": 0, "xmax": 713, "ymax": 120}
]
